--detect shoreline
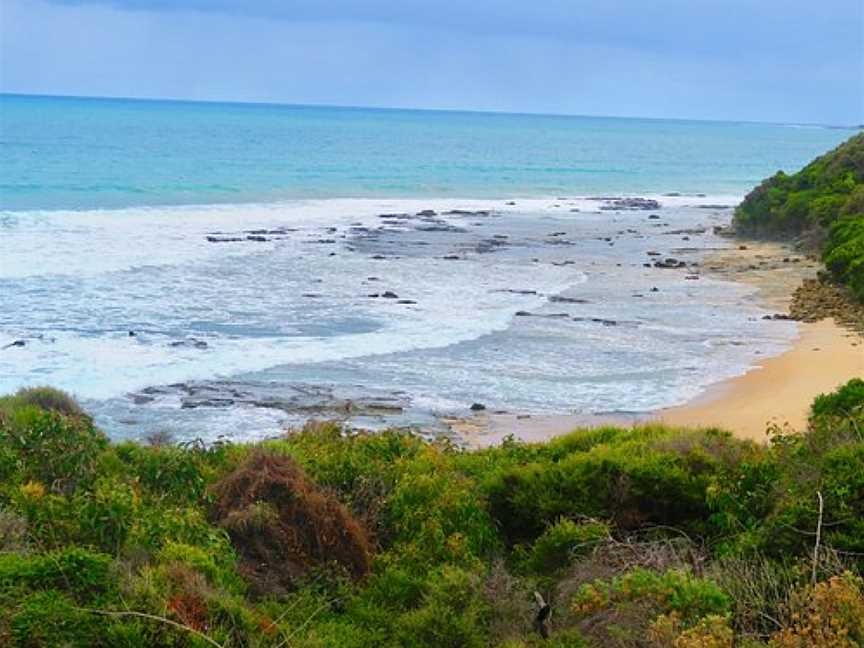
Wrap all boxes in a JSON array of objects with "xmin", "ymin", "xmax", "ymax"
[
  {"xmin": 658, "ymin": 318, "xmax": 863, "ymax": 441},
  {"xmin": 452, "ymin": 239, "xmax": 863, "ymax": 448}
]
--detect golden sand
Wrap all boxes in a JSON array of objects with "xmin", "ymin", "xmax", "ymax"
[
  {"xmin": 449, "ymin": 240, "xmax": 863, "ymax": 448},
  {"xmin": 658, "ymin": 318, "xmax": 863, "ymax": 441}
]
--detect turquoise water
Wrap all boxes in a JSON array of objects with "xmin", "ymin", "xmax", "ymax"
[
  {"xmin": 0, "ymin": 93, "xmax": 852, "ymax": 211},
  {"xmin": 0, "ymin": 94, "xmax": 856, "ymax": 441}
]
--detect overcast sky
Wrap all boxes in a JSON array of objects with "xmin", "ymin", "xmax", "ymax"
[{"xmin": 1, "ymin": 0, "xmax": 862, "ymax": 124}]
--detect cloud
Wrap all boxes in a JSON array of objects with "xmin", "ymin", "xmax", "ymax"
[{"xmin": 2, "ymin": 0, "xmax": 862, "ymax": 124}]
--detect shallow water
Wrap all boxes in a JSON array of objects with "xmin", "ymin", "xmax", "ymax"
[
  {"xmin": 1, "ymin": 95, "xmax": 850, "ymax": 441},
  {"xmin": 0, "ymin": 196, "xmax": 796, "ymax": 441}
]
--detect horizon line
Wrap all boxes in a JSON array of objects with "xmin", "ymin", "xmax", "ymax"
[{"xmin": 2, "ymin": 91, "xmax": 860, "ymax": 131}]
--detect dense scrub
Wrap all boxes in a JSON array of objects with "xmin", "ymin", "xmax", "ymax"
[
  {"xmin": 733, "ymin": 132, "xmax": 864, "ymax": 300},
  {"xmin": 1, "ymin": 385, "xmax": 863, "ymax": 646}
]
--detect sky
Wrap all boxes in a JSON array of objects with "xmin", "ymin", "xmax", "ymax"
[{"xmin": 1, "ymin": 0, "xmax": 862, "ymax": 125}]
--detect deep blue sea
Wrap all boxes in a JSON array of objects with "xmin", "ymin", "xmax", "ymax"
[{"xmin": 0, "ymin": 94, "xmax": 855, "ymax": 441}]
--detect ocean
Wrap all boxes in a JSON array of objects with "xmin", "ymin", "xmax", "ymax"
[{"xmin": 0, "ymin": 93, "xmax": 854, "ymax": 441}]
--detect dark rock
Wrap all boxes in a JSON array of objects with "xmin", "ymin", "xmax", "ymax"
[
  {"xmin": 246, "ymin": 235, "xmax": 268, "ymax": 242},
  {"xmin": 416, "ymin": 209, "xmax": 437, "ymax": 216},
  {"xmin": 170, "ymin": 338, "xmax": 209, "ymax": 349},
  {"xmin": 128, "ymin": 330, "xmax": 136, "ymax": 337},
  {"xmin": 476, "ymin": 239, "xmax": 509, "ymax": 253},
  {"xmin": 600, "ymin": 197, "xmax": 661, "ymax": 211},
  {"xmin": 2, "ymin": 340, "xmax": 26, "ymax": 350},
  {"xmin": 206, "ymin": 236, "xmax": 243, "ymax": 243},
  {"xmin": 443, "ymin": 209, "xmax": 491, "ymax": 216},
  {"xmin": 416, "ymin": 224, "xmax": 468, "ymax": 233},
  {"xmin": 549, "ymin": 296, "xmax": 589, "ymax": 304},
  {"xmin": 654, "ymin": 258, "xmax": 687, "ymax": 269},
  {"xmin": 515, "ymin": 310, "xmax": 532, "ymax": 317},
  {"xmin": 397, "ymin": 299, "xmax": 417, "ymax": 304},
  {"xmin": 441, "ymin": 255, "xmax": 461, "ymax": 260},
  {"xmin": 470, "ymin": 403, "xmax": 486, "ymax": 411},
  {"xmin": 381, "ymin": 291, "xmax": 399, "ymax": 299},
  {"xmin": 763, "ymin": 313, "xmax": 795, "ymax": 321}
]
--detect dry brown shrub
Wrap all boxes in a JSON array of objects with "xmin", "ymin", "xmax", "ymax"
[
  {"xmin": 162, "ymin": 563, "xmax": 213, "ymax": 633},
  {"xmin": 483, "ymin": 559, "xmax": 536, "ymax": 643},
  {"xmin": 208, "ymin": 450, "xmax": 372, "ymax": 596},
  {"xmin": 769, "ymin": 572, "xmax": 864, "ymax": 648}
]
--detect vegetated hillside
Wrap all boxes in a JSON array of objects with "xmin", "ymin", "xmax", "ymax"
[
  {"xmin": 734, "ymin": 132, "xmax": 864, "ymax": 301},
  {"xmin": 1, "ymin": 385, "xmax": 863, "ymax": 647}
]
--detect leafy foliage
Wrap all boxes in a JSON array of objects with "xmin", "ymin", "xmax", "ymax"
[
  {"xmin": 733, "ymin": 133, "xmax": 864, "ymax": 301},
  {"xmin": 0, "ymin": 382, "xmax": 862, "ymax": 646}
]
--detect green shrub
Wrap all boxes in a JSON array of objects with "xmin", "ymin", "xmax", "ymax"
[
  {"xmin": 520, "ymin": 518, "xmax": 609, "ymax": 574},
  {"xmin": 0, "ymin": 406, "xmax": 107, "ymax": 491},
  {"xmin": 811, "ymin": 378, "xmax": 864, "ymax": 420},
  {"xmin": 385, "ymin": 446, "xmax": 499, "ymax": 566},
  {"xmin": 734, "ymin": 133, "xmax": 864, "ymax": 302},
  {"xmin": 395, "ymin": 565, "xmax": 488, "ymax": 648},
  {"xmin": 486, "ymin": 427, "xmax": 730, "ymax": 544},
  {"xmin": 127, "ymin": 504, "xmax": 231, "ymax": 558},
  {"xmin": 113, "ymin": 441, "xmax": 211, "ymax": 504},
  {"xmin": 571, "ymin": 568, "xmax": 731, "ymax": 646},
  {"xmin": 0, "ymin": 547, "xmax": 113, "ymax": 600},
  {"xmin": 6, "ymin": 589, "xmax": 105, "ymax": 648},
  {"xmin": 11, "ymin": 387, "xmax": 86, "ymax": 418},
  {"xmin": 73, "ymin": 477, "xmax": 138, "ymax": 554}
]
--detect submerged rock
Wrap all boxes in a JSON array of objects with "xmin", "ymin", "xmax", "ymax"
[
  {"xmin": 549, "ymin": 296, "xmax": 589, "ymax": 304},
  {"xmin": 600, "ymin": 197, "xmax": 661, "ymax": 211},
  {"xmin": 206, "ymin": 236, "xmax": 243, "ymax": 243}
]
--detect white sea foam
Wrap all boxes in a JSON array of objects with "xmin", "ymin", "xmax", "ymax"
[{"xmin": 1, "ymin": 194, "xmax": 796, "ymax": 439}]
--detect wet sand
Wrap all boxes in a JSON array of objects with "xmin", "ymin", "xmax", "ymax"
[{"xmin": 451, "ymin": 239, "xmax": 863, "ymax": 448}]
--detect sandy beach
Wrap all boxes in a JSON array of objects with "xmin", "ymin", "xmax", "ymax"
[
  {"xmin": 452, "ymin": 239, "xmax": 863, "ymax": 448},
  {"xmin": 659, "ymin": 317, "xmax": 862, "ymax": 440}
]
